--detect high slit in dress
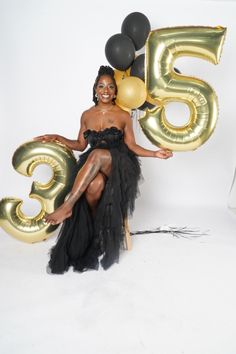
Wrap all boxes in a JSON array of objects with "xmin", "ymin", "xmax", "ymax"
[{"xmin": 48, "ymin": 126, "xmax": 141, "ymax": 273}]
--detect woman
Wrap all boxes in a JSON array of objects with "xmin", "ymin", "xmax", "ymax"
[{"xmin": 35, "ymin": 65, "xmax": 173, "ymax": 273}]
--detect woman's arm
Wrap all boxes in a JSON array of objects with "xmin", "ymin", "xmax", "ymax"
[
  {"xmin": 123, "ymin": 113, "xmax": 173, "ymax": 159},
  {"xmin": 34, "ymin": 113, "xmax": 88, "ymax": 152}
]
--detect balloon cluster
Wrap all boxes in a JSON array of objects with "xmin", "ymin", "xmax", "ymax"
[{"xmin": 105, "ymin": 12, "xmax": 152, "ymax": 111}]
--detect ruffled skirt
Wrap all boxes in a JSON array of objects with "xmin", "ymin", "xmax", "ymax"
[{"xmin": 48, "ymin": 143, "xmax": 141, "ymax": 273}]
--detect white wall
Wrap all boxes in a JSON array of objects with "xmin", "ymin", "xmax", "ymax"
[{"xmin": 0, "ymin": 0, "xmax": 235, "ymax": 226}]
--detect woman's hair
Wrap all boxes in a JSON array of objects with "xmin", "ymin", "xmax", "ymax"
[{"xmin": 93, "ymin": 65, "xmax": 117, "ymax": 105}]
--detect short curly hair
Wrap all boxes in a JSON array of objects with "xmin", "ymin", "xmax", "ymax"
[{"xmin": 93, "ymin": 65, "xmax": 118, "ymax": 105}]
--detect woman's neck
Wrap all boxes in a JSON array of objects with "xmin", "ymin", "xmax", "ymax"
[
  {"xmin": 96, "ymin": 103, "xmax": 115, "ymax": 114},
  {"xmin": 97, "ymin": 102, "xmax": 114, "ymax": 109}
]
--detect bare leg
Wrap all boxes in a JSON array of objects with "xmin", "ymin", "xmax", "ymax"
[
  {"xmin": 44, "ymin": 149, "xmax": 111, "ymax": 224},
  {"xmin": 85, "ymin": 173, "xmax": 106, "ymax": 216}
]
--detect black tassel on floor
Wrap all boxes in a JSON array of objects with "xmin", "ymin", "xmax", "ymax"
[{"xmin": 130, "ymin": 226, "xmax": 209, "ymax": 239}]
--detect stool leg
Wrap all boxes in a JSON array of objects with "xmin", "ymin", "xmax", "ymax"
[{"xmin": 124, "ymin": 218, "xmax": 132, "ymax": 251}]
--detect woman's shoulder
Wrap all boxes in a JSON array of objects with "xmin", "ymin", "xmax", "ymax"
[
  {"xmin": 80, "ymin": 106, "xmax": 96, "ymax": 121},
  {"xmin": 82, "ymin": 106, "xmax": 96, "ymax": 115},
  {"xmin": 114, "ymin": 104, "xmax": 130, "ymax": 117}
]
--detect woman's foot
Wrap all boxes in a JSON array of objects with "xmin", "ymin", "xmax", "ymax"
[{"xmin": 44, "ymin": 203, "xmax": 72, "ymax": 225}]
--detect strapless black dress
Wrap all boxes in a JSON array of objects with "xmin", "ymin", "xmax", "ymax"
[{"xmin": 48, "ymin": 127, "xmax": 141, "ymax": 273}]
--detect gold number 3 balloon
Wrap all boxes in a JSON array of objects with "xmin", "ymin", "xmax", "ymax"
[
  {"xmin": 139, "ymin": 26, "xmax": 227, "ymax": 151},
  {"xmin": 0, "ymin": 141, "xmax": 77, "ymax": 243}
]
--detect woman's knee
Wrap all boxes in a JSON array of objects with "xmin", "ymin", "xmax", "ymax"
[
  {"xmin": 86, "ymin": 173, "xmax": 105, "ymax": 195},
  {"xmin": 87, "ymin": 149, "xmax": 111, "ymax": 165},
  {"xmin": 87, "ymin": 149, "xmax": 102, "ymax": 164}
]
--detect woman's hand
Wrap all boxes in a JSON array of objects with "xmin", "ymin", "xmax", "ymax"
[
  {"xmin": 154, "ymin": 149, "xmax": 173, "ymax": 159},
  {"xmin": 34, "ymin": 134, "xmax": 62, "ymax": 143}
]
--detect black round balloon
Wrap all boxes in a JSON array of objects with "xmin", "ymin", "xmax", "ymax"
[
  {"xmin": 130, "ymin": 54, "xmax": 145, "ymax": 81},
  {"xmin": 121, "ymin": 12, "xmax": 151, "ymax": 50},
  {"xmin": 138, "ymin": 100, "xmax": 156, "ymax": 111},
  {"xmin": 105, "ymin": 33, "xmax": 135, "ymax": 71}
]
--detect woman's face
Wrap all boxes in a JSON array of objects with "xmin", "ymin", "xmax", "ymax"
[{"xmin": 96, "ymin": 75, "xmax": 116, "ymax": 104}]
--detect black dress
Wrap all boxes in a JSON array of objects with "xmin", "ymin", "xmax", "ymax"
[{"xmin": 48, "ymin": 126, "xmax": 141, "ymax": 273}]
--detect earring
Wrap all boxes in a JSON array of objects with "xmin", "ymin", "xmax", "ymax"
[{"xmin": 95, "ymin": 93, "xmax": 98, "ymax": 98}]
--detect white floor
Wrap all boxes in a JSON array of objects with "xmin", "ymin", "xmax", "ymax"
[{"xmin": 1, "ymin": 206, "xmax": 236, "ymax": 354}]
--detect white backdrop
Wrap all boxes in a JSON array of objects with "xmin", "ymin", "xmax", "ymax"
[
  {"xmin": 2, "ymin": 3, "xmax": 236, "ymax": 354},
  {"xmin": 0, "ymin": 0, "xmax": 236, "ymax": 229}
]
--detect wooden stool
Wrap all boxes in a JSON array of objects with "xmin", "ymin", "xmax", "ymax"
[{"xmin": 123, "ymin": 218, "xmax": 132, "ymax": 251}]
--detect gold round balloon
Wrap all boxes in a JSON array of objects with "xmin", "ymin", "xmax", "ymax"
[
  {"xmin": 115, "ymin": 101, "xmax": 132, "ymax": 114},
  {"xmin": 114, "ymin": 69, "xmax": 132, "ymax": 112},
  {"xmin": 0, "ymin": 141, "xmax": 77, "ymax": 243},
  {"xmin": 116, "ymin": 76, "xmax": 147, "ymax": 109},
  {"xmin": 114, "ymin": 68, "xmax": 130, "ymax": 86},
  {"xmin": 139, "ymin": 26, "xmax": 227, "ymax": 151}
]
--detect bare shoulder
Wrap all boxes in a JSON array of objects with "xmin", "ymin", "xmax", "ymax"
[
  {"xmin": 80, "ymin": 106, "xmax": 95, "ymax": 122},
  {"xmin": 122, "ymin": 110, "xmax": 132, "ymax": 127},
  {"xmin": 82, "ymin": 106, "xmax": 95, "ymax": 116},
  {"xmin": 114, "ymin": 105, "xmax": 131, "ymax": 122}
]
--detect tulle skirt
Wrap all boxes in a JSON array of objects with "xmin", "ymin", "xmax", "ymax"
[{"xmin": 48, "ymin": 143, "xmax": 141, "ymax": 273}]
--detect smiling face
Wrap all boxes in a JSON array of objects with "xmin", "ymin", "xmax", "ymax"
[{"xmin": 95, "ymin": 75, "xmax": 117, "ymax": 104}]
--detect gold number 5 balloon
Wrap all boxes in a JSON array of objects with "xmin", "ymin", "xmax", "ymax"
[
  {"xmin": 0, "ymin": 141, "xmax": 77, "ymax": 243},
  {"xmin": 139, "ymin": 26, "xmax": 227, "ymax": 151}
]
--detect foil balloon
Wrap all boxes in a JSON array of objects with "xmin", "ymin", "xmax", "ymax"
[
  {"xmin": 0, "ymin": 141, "xmax": 77, "ymax": 243},
  {"xmin": 116, "ymin": 76, "xmax": 147, "ymax": 109},
  {"xmin": 139, "ymin": 26, "xmax": 227, "ymax": 151}
]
